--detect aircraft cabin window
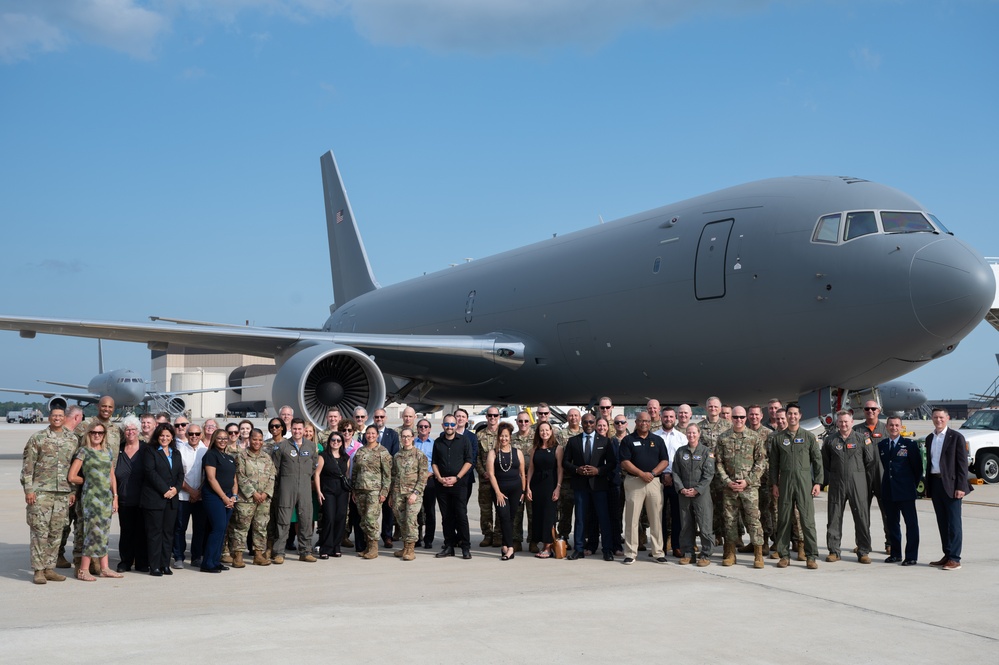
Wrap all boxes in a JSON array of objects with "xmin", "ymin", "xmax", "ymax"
[
  {"xmin": 812, "ymin": 213, "xmax": 841, "ymax": 243},
  {"xmin": 843, "ymin": 211, "xmax": 877, "ymax": 241},
  {"xmin": 881, "ymin": 211, "xmax": 935, "ymax": 234}
]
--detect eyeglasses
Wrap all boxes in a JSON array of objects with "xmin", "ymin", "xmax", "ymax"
[
  {"xmin": 516, "ymin": 419, "xmax": 530, "ymax": 423},
  {"xmin": 373, "ymin": 414, "xmax": 386, "ymax": 420},
  {"xmin": 582, "ymin": 420, "xmax": 596, "ymax": 425},
  {"xmin": 269, "ymin": 423, "xmax": 282, "ymax": 429},
  {"xmin": 175, "ymin": 423, "xmax": 188, "ymax": 428},
  {"xmin": 401, "ymin": 434, "xmax": 413, "ymax": 439},
  {"xmin": 486, "ymin": 413, "xmax": 499, "ymax": 418},
  {"xmin": 537, "ymin": 411, "xmax": 550, "ymax": 416},
  {"xmin": 599, "ymin": 405, "xmax": 612, "ymax": 410},
  {"xmin": 189, "ymin": 430, "xmax": 202, "ymax": 436},
  {"xmin": 418, "ymin": 424, "xmax": 430, "ymax": 428},
  {"xmin": 864, "ymin": 407, "xmax": 880, "ymax": 411},
  {"xmin": 442, "ymin": 423, "xmax": 456, "ymax": 428},
  {"xmin": 226, "ymin": 430, "xmax": 239, "ymax": 435},
  {"xmin": 90, "ymin": 431, "xmax": 105, "ymax": 436},
  {"xmin": 731, "ymin": 415, "xmax": 746, "ymax": 420}
]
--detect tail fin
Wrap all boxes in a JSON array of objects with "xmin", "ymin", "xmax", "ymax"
[{"xmin": 320, "ymin": 150, "xmax": 379, "ymax": 309}]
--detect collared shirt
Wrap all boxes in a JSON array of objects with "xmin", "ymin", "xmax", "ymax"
[
  {"xmin": 930, "ymin": 428, "xmax": 947, "ymax": 473},
  {"xmin": 432, "ymin": 433, "xmax": 473, "ymax": 478},
  {"xmin": 654, "ymin": 427, "xmax": 688, "ymax": 474},
  {"xmin": 619, "ymin": 431, "xmax": 668, "ymax": 473},
  {"xmin": 177, "ymin": 440, "xmax": 207, "ymax": 500},
  {"xmin": 414, "ymin": 436, "xmax": 435, "ymax": 474}
]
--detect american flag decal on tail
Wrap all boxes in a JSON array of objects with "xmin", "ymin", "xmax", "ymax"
[{"xmin": 336, "ymin": 209, "xmax": 344, "ymax": 223}]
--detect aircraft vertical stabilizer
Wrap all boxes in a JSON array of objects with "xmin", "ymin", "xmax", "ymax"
[{"xmin": 320, "ymin": 150, "xmax": 380, "ymax": 309}]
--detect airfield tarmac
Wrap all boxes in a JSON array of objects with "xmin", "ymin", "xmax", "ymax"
[{"xmin": 0, "ymin": 420, "xmax": 996, "ymax": 664}]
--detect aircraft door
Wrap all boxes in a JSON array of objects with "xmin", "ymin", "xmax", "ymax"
[{"xmin": 694, "ymin": 218, "xmax": 734, "ymax": 300}]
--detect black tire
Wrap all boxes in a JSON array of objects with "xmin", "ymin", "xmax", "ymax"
[{"xmin": 976, "ymin": 452, "xmax": 999, "ymax": 484}]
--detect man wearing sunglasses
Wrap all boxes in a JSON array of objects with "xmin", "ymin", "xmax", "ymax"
[
  {"xmin": 432, "ymin": 415, "xmax": 473, "ymax": 559},
  {"xmin": 512, "ymin": 411, "xmax": 535, "ymax": 552},
  {"xmin": 715, "ymin": 406, "xmax": 767, "ymax": 568},
  {"xmin": 414, "ymin": 418, "xmax": 437, "ymax": 548},
  {"xmin": 475, "ymin": 407, "xmax": 502, "ymax": 547},
  {"xmin": 854, "ymin": 400, "xmax": 890, "ymax": 555}
]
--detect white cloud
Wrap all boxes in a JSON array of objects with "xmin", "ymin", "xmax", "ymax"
[
  {"xmin": 851, "ymin": 46, "xmax": 882, "ymax": 71},
  {"xmin": 0, "ymin": 0, "xmax": 778, "ymax": 62}
]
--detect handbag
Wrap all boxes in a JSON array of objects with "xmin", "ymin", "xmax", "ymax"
[{"xmin": 551, "ymin": 526, "xmax": 567, "ymax": 559}]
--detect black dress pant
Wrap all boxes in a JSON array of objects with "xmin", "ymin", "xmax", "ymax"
[
  {"xmin": 495, "ymin": 482, "xmax": 522, "ymax": 548},
  {"xmin": 661, "ymin": 482, "xmax": 681, "ymax": 550},
  {"xmin": 144, "ymin": 504, "xmax": 178, "ymax": 571},
  {"xmin": 437, "ymin": 481, "xmax": 470, "ymax": 548},
  {"xmin": 118, "ymin": 505, "xmax": 148, "ymax": 569},
  {"xmin": 319, "ymin": 489, "xmax": 349, "ymax": 555},
  {"xmin": 420, "ymin": 477, "xmax": 439, "ymax": 546}
]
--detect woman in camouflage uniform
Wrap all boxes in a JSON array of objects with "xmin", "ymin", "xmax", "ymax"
[
  {"xmin": 390, "ymin": 428, "xmax": 429, "ymax": 561},
  {"xmin": 350, "ymin": 425, "xmax": 392, "ymax": 559},
  {"xmin": 67, "ymin": 420, "xmax": 121, "ymax": 581}
]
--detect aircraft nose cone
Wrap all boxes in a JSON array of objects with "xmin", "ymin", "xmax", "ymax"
[{"xmin": 909, "ymin": 239, "xmax": 996, "ymax": 339}]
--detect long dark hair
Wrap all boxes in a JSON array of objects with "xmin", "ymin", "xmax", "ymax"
[
  {"xmin": 149, "ymin": 423, "xmax": 177, "ymax": 451},
  {"xmin": 533, "ymin": 422, "xmax": 554, "ymax": 450}
]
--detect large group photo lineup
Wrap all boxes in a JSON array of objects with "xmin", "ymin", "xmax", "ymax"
[{"xmin": 20, "ymin": 393, "xmax": 972, "ymax": 585}]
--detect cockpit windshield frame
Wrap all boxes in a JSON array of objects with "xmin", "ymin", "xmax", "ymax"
[{"xmin": 810, "ymin": 210, "xmax": 942, "ymax": 245}]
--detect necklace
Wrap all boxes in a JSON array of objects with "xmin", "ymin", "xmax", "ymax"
[{"xmin": 497, "ymin": 448, "xmax": 513, "ymax": 472}]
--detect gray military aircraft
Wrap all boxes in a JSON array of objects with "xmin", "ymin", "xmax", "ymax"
[
  {"xmin": 0, "ymin": 151, "xmax": 995, "ymax": 428},
  {"xmin": 0, "ymin": 340, "xmax": 235, "ymax": 415},
  {"xmin": 877, "ymin": 380, "xmax": 928, "ymax": 414}
]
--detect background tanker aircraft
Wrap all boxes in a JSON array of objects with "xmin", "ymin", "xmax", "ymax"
[
  {"xmin": 0, "ymin": 341, "xmax": 237, "ymax": 416},
  {"xmin": 0, "ymin": 151, "xmax": 994, "ymax": 427}
]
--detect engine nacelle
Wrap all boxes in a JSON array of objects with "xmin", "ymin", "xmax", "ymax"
[
  {"xmin": 48, "ymin": 395, "xmax": 68, "ymax": 412},
  {"xmin": 272, "ymin": 342, "xmax": 386, "ymax": 429}
]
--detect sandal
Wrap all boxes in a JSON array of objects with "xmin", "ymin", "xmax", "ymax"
[
  {"xmin": 535, "ymin": 550, "xmax": 551, "ymax": 559},
  {"xmin": 332, "ymin": 553, "xmax": 342, "ymax": 558},
  {"xmin": 318, "ymin": 554, "xmax": 329, "ymax": 560},
  {"xmin": 100, "ymin": 568, "xmax": 123, "ymax": 579},
  {"xmin": 76, "ymin": 568, "xmax": 96, "ymax": 582}
]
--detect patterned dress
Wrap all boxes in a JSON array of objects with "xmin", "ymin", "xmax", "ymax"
[{"xmin": 75, "ymin": 446, "xmax": 114, "ymax": 557}]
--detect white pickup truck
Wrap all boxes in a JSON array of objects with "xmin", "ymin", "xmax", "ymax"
[{"xmin": 960, "ymin": 408, "xmax": 999, "ymax": 484}]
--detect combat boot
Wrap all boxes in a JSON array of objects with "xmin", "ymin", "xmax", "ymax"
[
  {"xmin": 342, "ymin": 536, "xmax": 354, "ymax": 548},
  {"xmin": 678, "ymin": 556, "xmax": 691, "ymax": 565},
  {"xmin": 33, "ymin": 570, "xmax": 47, "ymax": 585},
  {"xmin": 479, "ymin": 535, "xmax": 492, "ymax": 547},
  {"xmin": 722, "ymin": 541, "xmax": 736, "ymax": 567},
  {"xmin": 737, "ymin": 542, "xmax": 754, "ymax": 554},
  {"xmin": 796, "ymin": 541, "xmax": 806, "ymax": 561},
  {"xmin": 232, "ymin": 551, "xmax": 246, "ymax": 568},
  {"xmin": 753, "ymin": 545, "xmax": 765, "ymax": 569},
  {"xmin": 73, "ymin": 556, "xmax": 81, "ymax": 570},
  {"xmin": 513, "ymin": 541, "xmax": 523, "ymax": 552},
  {"xmin": 253, "ymin": 551, "xmax": 271, "ymax": 566},
  {"xmin": 44, "ymin": 568, "xmax": 67, "ymax": 581},
  {"xmin": 221, "ymin": 551, "xmax": 234, "ymax": 565},
  {"xmin": 361, "ymin": 540, "xmax": 379, "ymax": 559},
  {"xmin": 271, "ymin": 553, "xmax": 285, "ymax": 565},
  {"xmin": 402, "ymin": 542, "xmax": 416, "ymax": 561},
  {"xmin": 777, "ymin": 557, "xmax": 790, "ymax": 568},
  {"xmin": 806, "ymin": 558, "xmax": 818, "ymax": 569},
  {"xmin": 394, "ymin": 546, "xmax": 406, "ymax": 558},
  {"xmin": 90, "ymin": 560, "xmax": 101, "ymax": 576},
  {"xmin": 56, "ymin": 554, "xmax": 71, "ymax": 569}
]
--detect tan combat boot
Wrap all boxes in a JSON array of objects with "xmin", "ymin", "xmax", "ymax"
[
  {"xmin": 56, "ymin": 554, "xmax": 71, "ymax": 569},
  {"xmin": 753, "ymin": 545, "xmax": 765, "ymax": 569},
  {"xmin": 221, "ymin": 550, "xmax": 234, "ymax": 565},
  {"xmin": 394, "ymin": 546, "xmax": 406, "ymax": 558},
  {"xmin": 33, "ymin": 570, "xmax": 47, "ymax": 585},
  {"xmin": 402, "ymin": 542, "xmax": 416, "ymax": 561},
  {"xmin": 722, "ymin": 541, "xmax": 736, "ymax": 567},
  {"xmin": 361, "ymin": 540, "xmax": 379, "ymax": 559},
  {"xmin": 253, "ymin": 550, "xmax": 271, "ymax": 566},
  {"xmin": 90, "ymin": 560, "xmax": 101, "ymax": 576},
  {"xmin": 796, "ymin": 541, "xmax": 806, "ymax": 561},
  {"xmin": 44, "ymin": 569, "xmax": 67, "ymax": 582},
  {"xmin": 232, "ymin": 551, "xmax": 246, "ymax": 568},
  {"xmin": 737, "ymin": 541, "xmax": 754, "ymax": 554},
  {"xmin": 271, "ymin": 553, "xmax": 285, "ymax": 565},
  {"xmin": 479, "ymin": 535, "xmax": 492, "ymax": 547}
]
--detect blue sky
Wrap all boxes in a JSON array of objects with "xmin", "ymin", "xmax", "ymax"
[{"xmin": 1, "ymin": 0, "xmax": 996, "ymax": 403}]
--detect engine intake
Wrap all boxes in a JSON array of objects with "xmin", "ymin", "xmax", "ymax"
[{"xmin": 272, "ymin": 342, "xmax": 386, "ymax": 429}]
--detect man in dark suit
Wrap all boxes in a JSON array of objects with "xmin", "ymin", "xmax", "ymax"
[
  {"xmin": 925, "ymin": 407, "xmax": 972, "ymax": 570},
  {"xmin": 563, "ymin": 413, "xmax": 614, "ymax": 561},
  {"xmin": 878, "ymin": 416, "xmax": 922, "ymax": 565},
  {"xmin": 373, "ymin": 408, "xmax": 399, "ymax": 546}
]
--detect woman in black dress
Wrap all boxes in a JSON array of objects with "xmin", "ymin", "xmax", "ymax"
[
  {"xmin": 488, "ymin": 422, "xmax": 526, "ymax": 560},
  {"xmin": 314, "ymin": 431, "xmax": 350, "ymax": 558},
  {"xmin": 526, "ymin": 422, "xmax": 563, "ymax": 559}
]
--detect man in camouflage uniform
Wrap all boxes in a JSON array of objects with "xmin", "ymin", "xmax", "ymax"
[
  {"xmin": 824, "ymin": 409, "xmax": 877, "ymax": 563},
  {"xmin": 391, "ymin": 428, "xmax": 430, "ymax": 560},
  {"xmin": 318, "ymin": 407, "xmax": 342, "ymax": 447},
  {"xmin": 476, "ymin": 407, "xmax": 501, "ymax": 547},
  {"xmin": 771, "ymin": 403, "xmax": 823, "ymax": 569},
  {"xmin": 232, "ymin": 428, "xmax": 277, "ymax": 567},
  {"xmin": 54, "ymin": 405, "xmax": 84, "ymax": 569},
  {"xmin": 745, "ymin": 405, "xmax": 773, "ymax": 551},
  {"xmin": 556, "ymin": 408, "xmax": 583, "ymax": 540},
  {"xmin": 512, "ymin": 411, "xmax": 535, "ymax": 552},
  {"xmin": 646, "ymin": 399, "xmax": 663, "ymax": 432},
  {"xmin": 698, "ymin": 396, "xmax": 732, "ymax": 539},
  {"xmin": 715, "ymin": 407, "xmax": 767, "ymax": 568},
  {"xmin": 22, "ymin": 407, "xmax": 78, "ymax": 584},
  {"xmin": 351, "ymin": 429, "xmax": 392, "ymax": 559}
]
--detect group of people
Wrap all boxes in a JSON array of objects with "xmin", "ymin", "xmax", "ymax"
[{"xmin": 20, "ymin": 394, "xmax": 973, "ymax": 584}]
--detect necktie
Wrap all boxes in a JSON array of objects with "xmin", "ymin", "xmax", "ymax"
[{"xmin": 585, "ymin": 434, "xmax": 592, "ymax": 462}]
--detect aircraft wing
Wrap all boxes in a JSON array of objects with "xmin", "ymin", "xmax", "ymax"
[
  {"xmin": 0, "ymin": 315, "xmax": 526, "ymax": 369},
  {"xmin": 0, "ymin": 386, "xmax": 98, "ymax": 403},
  {"xmin": 37, "ymin": 380, "xmax": 90, "ymax": 389},
  {"xmin": 149, "ymin": 385, "xmax": 263, "ymax": 399}
]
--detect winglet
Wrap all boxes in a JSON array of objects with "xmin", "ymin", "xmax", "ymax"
[{"xmin": 321, "ymin": 150, "xmax": 379, "ymax": 309}]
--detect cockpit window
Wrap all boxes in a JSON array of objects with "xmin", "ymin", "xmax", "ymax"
[
  {"xmin": 881, "ymin": 211, "xmax": 935, "ymax": 234},
  {"xmin": 843, "ymin": 211, "xmax": 878, "ymax": 241},
  {"xmin": 928, "ymin": 214, "xmax": 952, "ymax": 234},
  {"xmin": 812, "ymin": 213, "xmax": 841, "ymax": 243}
]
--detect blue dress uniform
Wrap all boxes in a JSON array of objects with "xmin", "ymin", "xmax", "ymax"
[{"xmin": 877, "ymin": 436, "xmax": 923, "ymax": 562}]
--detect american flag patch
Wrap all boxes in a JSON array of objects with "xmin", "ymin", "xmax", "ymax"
[{"xmin": 336, "ymin": 210, "xmax": 344, "ymax": 223}]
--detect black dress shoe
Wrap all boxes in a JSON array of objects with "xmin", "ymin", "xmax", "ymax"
[
  {"xmin": 423, "ymin": 541, "xmax": 434, "ymax": 550},
  {"xmin": 603, "ymin": 553, "xmax": 614, "ymax": 562},
  {"xmin": 161, "ymin": 567, "xmax": 173, "ymax": 576},
  {"xmin": 215, "ymin": 564, "xmax": 230, "ymax": 572},
  {"xmin": 567, "ymin": 550, "xmax": 583, "ymax": 560},
  {"xmin": 461, "ymin": 548, "xmax": 472, "ymax": 559},
  {"xmin": 901, "ymin": 559, "xmax": 918, "ymax": 566},
  {"xmin": 885, "ymin": 556, "xmax": 902, "ymax": 564},
  {"xmin": 116, "ymin": 563, "xmax": 130, "ymax": 573},
  {"xmin": 200, "ymin": 567, "xmax": 221, "ymax": 573},
  {"xmin": 136, "ymin": 565, "xmax": 150, "ymax": 573},
  {"xmin": 435, "ymin": 546, "xmax": 455, "ymax": 558},
  {"xmin": 149, "ymin": 569, "xmax": 163, "ymax": 577}
]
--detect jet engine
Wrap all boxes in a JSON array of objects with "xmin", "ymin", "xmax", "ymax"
[
  {"xmin": 272, "ymin": 342, "xmax": 386, "ymax": 428},
  {"xmin": 48, "ymin": 395, "xmax": 68, "ymax": 412}
]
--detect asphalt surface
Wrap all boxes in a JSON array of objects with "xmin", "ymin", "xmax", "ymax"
[{"xmin": 1, "ymin": 420, "xmax": 996, "ymax": 664}]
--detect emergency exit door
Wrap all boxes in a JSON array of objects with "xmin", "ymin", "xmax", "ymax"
[{"xmin": 694, "ymin": 219, "xmax": 734, "ymax": 300}]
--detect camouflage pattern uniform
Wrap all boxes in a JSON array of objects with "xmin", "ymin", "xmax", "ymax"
[
  {"xmin": 748, "ymin": 425, "xmax": 774, "ymax": 543},
  {"xmin": 22, "ymin": 426, "xmax": 77, "ymax": 572},
  {"xmin": 512, "ymin": 430, "xmax": 535, "ymax": 543},
  {"xmin": 476, "ymin": 428, "xmax": 499, "ymax": 543},
  {"xmin": 715, "ymin": 429, "xmax": 766, "ymax": 546},
  {"xmin": 556, "ymin": 426, "xmax": 581, "ymax": 539},
  {"xmin": 390, "ymin": 447, "xmax": 430, "ymax": 544},
  {"xmin": 350, "ymin": 444, "xmax": 392, "ymax": 543},
  {"xmin": 698, "ymin": 418, "xmax": 732, "ymax": 536},
  {"xmin": 231, "ymin": 447, "xmax": 277, "ymax": 553}
]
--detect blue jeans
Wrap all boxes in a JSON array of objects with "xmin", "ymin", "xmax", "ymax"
[
  {"xmin": 173, "ymin": 500, "xmax": 205, "ymax": 563},
  {"xmin": 573, "ymin": 487, "xmax": 612, "ymax": 554},
  {"xmin": 202, "ymin": 493, "xmax": 232, "ymax": 570}
]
